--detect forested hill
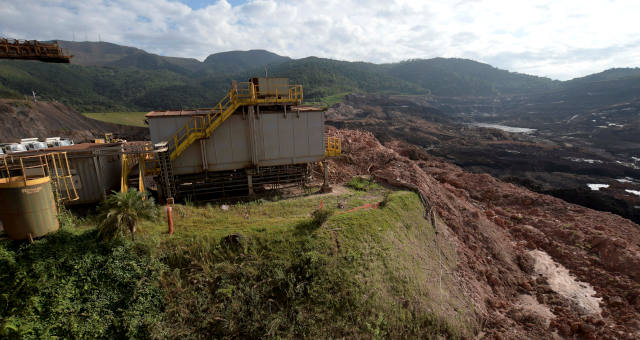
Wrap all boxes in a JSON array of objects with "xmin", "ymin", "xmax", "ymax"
[
  {"xmin": 57, "ymin": 41, "xmax": 288, "ymax": 76},
  {"xmin": 0, "ymin": 41, "xmax": 638, "ymax": 112},
  {"xmin": 384, "ymin": 58, "xmax": 561, "ymax": 96}
]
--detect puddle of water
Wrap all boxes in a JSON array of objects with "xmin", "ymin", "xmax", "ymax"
[
  {"xmin": 616, "ymin": 161, "xmax": 640, "ymax": 170},
  {"xmin": 625, "ymin": 190, "xmax": 640, "ymax": 197},
  {"xmin": 566, "ymin": 157, "xmax": 603, "ymax": 164},
  {"xmin": 471, "ymin": 123, "xmax": 537, "ymax": 133},
  {"xmin": 529, "ymin": 250, "xmax": 602, "ymax": 316},
  {"xmin": 587, "ymin": 184, "xmax": 609, "ymax": 191}
]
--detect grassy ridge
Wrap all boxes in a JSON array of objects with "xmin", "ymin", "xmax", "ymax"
[
  {"xmin": 83, "ymin": 111, "xmax": 149, "ymax": 127},
  {"xmin": 0, "ymin": 184, "xmax": 477, "ymax": 338}
]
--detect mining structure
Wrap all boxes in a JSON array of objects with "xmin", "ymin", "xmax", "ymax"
[
  {"xmin": 0, "ymin": 38, "xmax": 72, "ymax": 63},
  {"xmin": 147, "ymin": 77, "xmax": 337, "ymax": 201}
]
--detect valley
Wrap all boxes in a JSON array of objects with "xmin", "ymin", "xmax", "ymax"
[{"xmin": 326, "ymin": 91, "xmax": 640, "ymax": 224}]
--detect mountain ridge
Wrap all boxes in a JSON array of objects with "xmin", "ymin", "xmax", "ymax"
[{"xmin": 1, "ymin": 40, "xmax": 639, "ymax": 112}]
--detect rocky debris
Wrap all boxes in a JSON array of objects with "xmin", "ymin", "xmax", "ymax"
[
  {"xmin": 0, "ymin": 99, "xmax": 148, "ymax": 142},
  {"xmin": 322, "ymin": 127, "xmax": 640, "ymax": 339},
  {"xmin": 528, "ymin": 249, "xmax": 602, "ymax": 316}
]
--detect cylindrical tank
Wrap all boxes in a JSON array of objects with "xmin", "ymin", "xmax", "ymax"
[{"xmin": 0, "ymin": 176, "xmax": 59, "ymax": 240}]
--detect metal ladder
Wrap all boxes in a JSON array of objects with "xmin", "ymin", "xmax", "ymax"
[{"xmin": 158, "ymin": 149, "xmax": 176, "ymax": 199}]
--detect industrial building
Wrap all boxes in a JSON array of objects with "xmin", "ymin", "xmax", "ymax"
[
  {"xmin": 48, "ymin": 143, "xmax": 123, "ymax": 204},
  {"xmin": 147, "ymin": 77, "xmax": 335, "ymax": 201},
  {"xmin": 1, "ymin": 143, "xmax": 123, "ymax": 205}
]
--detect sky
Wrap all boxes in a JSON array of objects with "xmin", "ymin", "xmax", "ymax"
[{"xmin": 1, "ymin": 0, "xmax": 639, "ymax": 80}]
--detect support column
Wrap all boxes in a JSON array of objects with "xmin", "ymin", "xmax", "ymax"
[
  {"xmin": 199, "ymin": 139, "xmax": 207, "ymax": 172},
  {"xmin": 246, "ymin": 169, "xmax": 255, "ymax": 197},
  {"xmin": 92, "ymin": 155, "xmax": 106, "ymax": 199},
  {"xmin": 248, "ymin": 106, "xmax": 259, "ymax": 166},
  {"xmin": 321, "ymin": 161, "xmax": 332, "ymax": 193}
]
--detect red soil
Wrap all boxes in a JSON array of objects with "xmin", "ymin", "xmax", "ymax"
[{"xmin": 323, "ymin": 127, "xmax": 640, "ymax": 339}]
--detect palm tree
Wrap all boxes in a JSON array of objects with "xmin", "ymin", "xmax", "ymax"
[{"xmin": 97, "ymin": 189, "xmax": 158, "ymax": 242}]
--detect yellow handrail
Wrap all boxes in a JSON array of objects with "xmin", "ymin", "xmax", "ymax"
[
  {"xmin": 166, "ymin": 82, "xmax": 303, "ymax": 161},
  {"xmin": 0, "ymin": 152, "xmax": 79, "ymax": 203},
  {"xmin": 325, "ymin": 137, "xmax": 341, "ymax": 157}
]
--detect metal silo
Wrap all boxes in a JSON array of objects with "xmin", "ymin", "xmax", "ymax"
[
  {"xmin": 0, "ymin": 152, "xmax": 78, "ymax": 241},
  {"xmin": 0, "ymin": 176, "xmax": 59, "ymax": 240}
]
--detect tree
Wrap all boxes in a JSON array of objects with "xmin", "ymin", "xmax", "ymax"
[{"xmin": 97, "ymin": 189, "xmax": 158, "ymax": 242}]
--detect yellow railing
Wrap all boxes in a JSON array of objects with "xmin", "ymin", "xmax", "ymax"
[
  {"xmin": 120, "ymin": 142, "xmax": 159, "ymax": 191},
  {"xmin": 166, "ymin": 81, "xmax": 304, "ymax": 161},
  {"xmin": 325, "ymin": 137, "xmax": 341, "ymax": 157},
  {"xmin": 0, "ymin": 152, "xmax": 79, "ymax": 203}
]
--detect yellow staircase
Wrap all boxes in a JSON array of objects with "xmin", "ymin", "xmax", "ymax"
[
  {"xmin": 166, "ymin": 81, "xmax": 303, "ymax": 161},
  {"xmin": 325, "ymin": 137, "xmax": 341, "ymax": 157}
]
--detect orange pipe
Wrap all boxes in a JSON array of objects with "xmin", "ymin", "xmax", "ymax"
[{"xmin": 166, "ymin": 202, "xmax": 174, "ymax": 235}]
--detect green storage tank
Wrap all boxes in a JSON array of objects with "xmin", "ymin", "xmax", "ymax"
[{"xmin": 0, "ymin": 176, "xmax": 59, "ymax": 240}]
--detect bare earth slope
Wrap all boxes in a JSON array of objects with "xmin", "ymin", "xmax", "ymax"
[
  {"xmin": 325, "ymin": 127, "xmax": 640, "ymax": 339},
  {"xmin": 0, "ymin": 99, "xmax": 148, "ymax": 142}
]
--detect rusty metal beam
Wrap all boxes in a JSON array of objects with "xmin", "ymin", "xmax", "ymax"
[{"xmin": 0, "ymin": 38, "xmax": 72, "ymax": 63}]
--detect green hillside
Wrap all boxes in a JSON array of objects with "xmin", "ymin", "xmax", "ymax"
[
  {"xmin": 385, "ymin": 58, "xmax": 561, "ymax": 96},
  {"xmin": 83, "ymin": 111, "xmax": 149, "ymax": 127},
  {"xmin": 203, "ymin": 49, "xmax": 291, "ymax": 75},
  {"xmin": 0, "ymin": 183, "xmax": 476, "ymax": 339},
  {"xmin": 3, "ymin": 41, "xmax": 640, "ymax": 114},
  {"xmin": 58, "ymin": 41, "xmax": 290, "ymax": 77}
]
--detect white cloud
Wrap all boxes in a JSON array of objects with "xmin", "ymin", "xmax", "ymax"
[{"xmin": 1, "ymin": 0, "xmax": 639, "ymax": 80}]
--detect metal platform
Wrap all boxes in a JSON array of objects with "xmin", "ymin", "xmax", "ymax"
[{"xmin": 0, "ymin": 38, "xmax": 72, "ymax": 63}]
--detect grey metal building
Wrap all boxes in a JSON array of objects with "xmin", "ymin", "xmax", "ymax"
[
  {"xmin": 146, "ymin": 78, "xmax": 327, "ymax": 200},
  {"xmin": 4, "ymin": 143, "xmax": 123, "ymax": 205},
  {"xmin": 146, "ymin": 107, "xmax": 325, "ymax": 175}
]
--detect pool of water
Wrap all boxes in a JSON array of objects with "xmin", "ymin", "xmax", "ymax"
[{"xmin": 472, "ymin": 123, "xmax": 537, "ymax": 133}]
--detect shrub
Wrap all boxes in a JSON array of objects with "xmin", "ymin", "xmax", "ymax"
[
  {"xmin": 97, "ymin": 189, "xmax": 158, "ymax": 242},
  {"xmin": 346, "ymin": 176, "xmax": 378, "ymax": 191},
  {"xmin": 311, "ymin": 207, "xmax": 333, "ymax": 226},
  {"xmin": 0, "ymin": 229, "xmax": 165, "ymax": 339}
]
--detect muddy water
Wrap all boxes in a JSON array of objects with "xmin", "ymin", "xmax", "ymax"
[{"xmin": 471, "ymin": 123, "xmax": 537, "ymax": 133}]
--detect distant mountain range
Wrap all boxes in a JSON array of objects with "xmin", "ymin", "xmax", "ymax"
[
  {"xmin": 59, "ymin": 41, "xmax": 290, "ymax": 76},
  {"xmin": 0, "ymin": 40, "xmax": 639, "ymax": 112}
]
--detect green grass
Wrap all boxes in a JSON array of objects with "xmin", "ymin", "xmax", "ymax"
[
  {"xmin": 0, "ymin": 183, "xmax": 478, "ymax": 339},
  {"xmin": 83, "ymin": 111, "xmax": 148, "ymax": 127},
  {"xmin": 346, "ymin": 176, "xmax": 380, "ymax": 191},
  {"xmin": 304, "ymin": 92, "xmax": 350, "ymax": 107}
]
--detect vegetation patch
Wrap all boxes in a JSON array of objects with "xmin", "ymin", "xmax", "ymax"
[
  {"xmin": 346, "ymin": 176, "xmax": 380, "ymax": 191},
  {"xmin": 0, "ymin": 184, "xmax": 476, "ymax": 338},
  {"xmin": 152, "ymin": 189, "xmax": 476, "ymax": 338},
  {"xmin": 83, "ymin": 111, "xmax": 149, "ymax": 127},
  {"xmin": 0, "ymin": 227, "xmax": 164, "ymax": 339}
]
